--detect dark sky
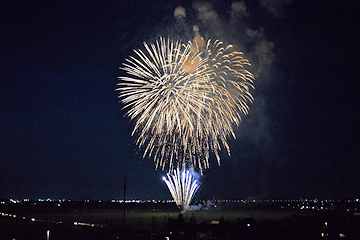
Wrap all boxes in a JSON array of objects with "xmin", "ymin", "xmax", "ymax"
[{"xmin": 1, "ymin": 0, "xmax": 359, "ymax": 201}]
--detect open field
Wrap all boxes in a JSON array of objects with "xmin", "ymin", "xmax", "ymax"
[
  {"xmin": 1, "ymin": 201, "xmax": 315, "ymax": 229},
  {"xmin": 2, "ymin": 200, "xmax": 360, "ymax": 239},
  {"xmin": 23, "ymin": 207, "xmax": 314, "ymax": 230}
]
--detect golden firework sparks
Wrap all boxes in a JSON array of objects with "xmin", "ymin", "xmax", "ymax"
[{"xmin": 117, "ymin": 36, "xmax": 254, "ymax": 173}]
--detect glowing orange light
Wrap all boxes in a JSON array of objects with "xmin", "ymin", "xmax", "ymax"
[{"xmin": 194, "ymin": 35, "xmax": 205, "ymax": 49}]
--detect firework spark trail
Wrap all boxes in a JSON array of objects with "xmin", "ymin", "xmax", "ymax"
[
  {"xmin": 162, "ymin": 168, "xmax": 200, "ymax": 210},
  {"xmin": 117, "ymin": 37, "xmax": 254, "ymax": 173}
]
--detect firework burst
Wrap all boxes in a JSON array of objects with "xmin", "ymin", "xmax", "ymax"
[
  {"xmin": 117, "ymin": 37, "xmax": 254, "ymax": 173},
  {"xmin": 162, "ymin": 168, "xmax": 200, "ymax": 211}
]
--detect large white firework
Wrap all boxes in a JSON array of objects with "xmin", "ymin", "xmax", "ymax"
[{"xmin": 117, "ymin": 37, "xmax": 254, "ymax": 173}]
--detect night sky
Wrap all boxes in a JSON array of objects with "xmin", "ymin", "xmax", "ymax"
[{"xmin": 1, "ymin": 0, "xmax": 359, "ymax": 201}]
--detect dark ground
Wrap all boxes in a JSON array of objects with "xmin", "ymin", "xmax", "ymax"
[{"xmin": 1, "ymin": 200, "xmax": 360, "ymax": 239}]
